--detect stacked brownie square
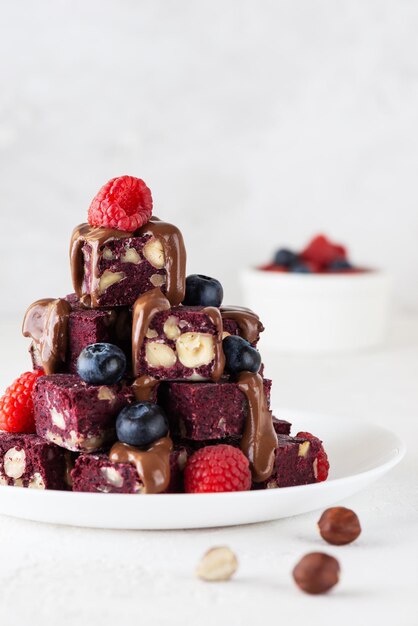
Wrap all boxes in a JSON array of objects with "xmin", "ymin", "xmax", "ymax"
[{"xmin": 0, "ymin": 176, "xmax": 328, "ymax": 494}]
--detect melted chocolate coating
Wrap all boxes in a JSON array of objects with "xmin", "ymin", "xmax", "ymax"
[
  {"xmin": 70, "ymin": 217, "xmax": 186, "ymax": 308},
  {"xmin": 237, "ymin": 371, "xmax": 278, "ymax": 482},
  {"xmin": 132, "ymin": 375, "xmax": 159, "ymax": 402},
  {"xmin": 70, "ymin": 223, "xmax": 132, "ymax": 308},
  {"xmin": 22, "ymin": 298, "xmax": 72, "ymax": 375},
  {"xmin": 201, "ymin": 306, "xmax": 225, "ymax": 382},
  {"xmin": 220, "ymin": 306, "xmax": 262, "ymax": 345},
  {"xmin": 109, "ymin": 437, "xmax": 173, "ymax": 494},
  {"xmin": 131, "ymin": 288, "xmax": 171, "ymax": 377},
  {"xmin": 137, "ymin": 217, "xmax": 186, "ymax": 305}
]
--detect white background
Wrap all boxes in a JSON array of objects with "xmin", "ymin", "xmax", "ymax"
[
  {"xmin": 1, "ymin": 0, "xmax": 418, "ymax": 315},
  {"xmin": 0, "ymin": 2, "xmax": 417, "ymax": 624}
]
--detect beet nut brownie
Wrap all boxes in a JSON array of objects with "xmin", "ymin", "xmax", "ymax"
[
  {"xmin": 159, "ymin": 379, "xmax": 274, "ymax": 440},
  {"xmin": 24, "ymin": 295, "xmax": 132, "ymax": 375},
  {"xmin": 0, "ymin": 433, "xmax": 70, "ymax": 490},
  {"xmin": 71, "ymin": 446, "xmax": 187, "ymax": 494},
  {"xmin": 133, "ymin": 306, "xmax": 262, "ymax": 382},
  {"xmin": 33, "ymin": 375, "xmax": 134, "ymax": 452}
]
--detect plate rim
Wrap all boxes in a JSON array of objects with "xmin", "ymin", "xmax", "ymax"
[{"xmin": 0, "ymin": 412, "xmax": 406, "ymax": 501}]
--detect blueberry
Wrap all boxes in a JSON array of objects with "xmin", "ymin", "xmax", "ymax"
[
  {"xmin": 290, "ymin": 263, "xmax": 312, "ymax": 274},
  {"xmin": 77, "ymin": 343, "xmax": 127, "ymax": 385},
  {"xmin": 273, "ymin": 248, "xmax": 298, "ymax": 267},
  {"xmin": 182, "ymin": 274, "xmax": 224, "ymax": 307},
  {"xmin": 116, "ymin": 402, "xmax": 169, "ymax": 448},
  {"xmin": 328, "ymin": 258, "xmax": 352, "ymax": 271},
  {"xmin": 223, "ymin": 335, "xmax": 261, "ymax": 375}
]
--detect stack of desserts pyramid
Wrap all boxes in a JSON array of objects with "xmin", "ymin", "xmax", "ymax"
[{"xmin": 0, "ymin": 176, "xmax": 329, "ymax": 494}]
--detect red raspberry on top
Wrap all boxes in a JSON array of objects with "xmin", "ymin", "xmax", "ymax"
[
  {"xmin": 88, "ymin": 175, "xmax": 153, "ymax": 232},
  {"xmin": 297, "ymin": 431, "xmax": 330, "ymax": 482},
  {"xmin": 184, "ymin": 444, "xmax": 252, "ymax": 493},
  {"xmin": 301, "ymin": 235, "xmax": 346, "ymax": 269},
  {"xmin": 0, "ymin": 370, "xmax": 44, "ymax": 433}
]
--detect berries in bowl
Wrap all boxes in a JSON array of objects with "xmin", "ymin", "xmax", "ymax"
[
  {"xmin": 260, "ymin": 234, "xmax": 360, "ymax": 275},
  {"xmin": 240, "ymin": 234, "xmax": 391, "ymax": 353}
]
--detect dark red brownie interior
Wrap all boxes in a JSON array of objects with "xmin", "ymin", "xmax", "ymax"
[
  {"xmin": 0, "ymin": 433, "xmax": 70, "ymax": 490},
  {"xmin": 272, "ymin": 416, "xmax": 292, "ymax": 436},
  {"xmin": 135, "ymin": 307, "xmax": 225, "ymax": 381},
  {"xmin": 28, "ymin": 296, "xmax": 132, "ymax": 375},
  {"xmin": 71, "ymin": 447, "xmax": 187, "ymax": 494},
  {"xmin": 256, "ymin": 434, "xmax": 322, "ymax": 489},
  {"xmin": 159, "ymin": 379, "xmax": 272, "ymax": 441},
  {"xmin": 67, "ymin": 305, "xmax": 132, "ymax": 373},
  {"xmin": 33, "ymin": 374, "xmax": 134, "ymax": 452},
  {"xmin": 135, "ymin": 306, "xmax": 254, "ymax": 381},
  {"xmin": 82, "ymin": 234, "xmax": 167, "ymax": 307}
]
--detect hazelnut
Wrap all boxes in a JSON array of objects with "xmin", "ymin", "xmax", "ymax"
[
  {"xmin": 292, "ymin": 552, "xmax": 340, "ymax": 594},
  {"xmin": 143, "ymin": 237, "xmax": 165, "ymax": 269},
  {"xmin": 97, "ymin": 386, "xmax": 116, "ymax": 402},
  {"xmin": 318, "ymin": 507, "xmax": 361, "ymax": 545},
  {"xmin": 50, "ymin": 407, "xmax": 66, "ymax": 430},
  {"xmin": 101, "ymin": 466, "xmax": 124, "ymax": 488},
  {"xmin": 102, "ymin": 247, "xmax": 115, "ymax": 261},
  {"xmin": 163, "ymin": 316, "xmax": 181, "ymax": 340},
  {"xmin": 45, "ymin": 429, "xmax": 104, "ymax": 452},
  {"xmin": 196, "ymin": 547, "xmax": 238, "ymax": 582},
  {"xmin": 121, "ymin": 248, "xmax": 141, "ymax": 264},
  {"xmin": 28, "ymin": 472, "xmax": 46, "ymax": 489},
  {"xmin": 99, "ymin": 270, "xmax": 126, "ymax": 294},
  {"xmin": 146, "ymin": 342, "xmax": 177, "ymax": 368},
  {"xmin": 177, "ymin": 449, "xmax": 188, "ymax": 471},
  {"xmin": 4, "ymin": 447, "xmax": 26, "ymax": 479},
  {"xmin": 298, "ymin": 441, "xmax": 310, "ymax": 457},
  {"xmin": 145, "ymin": 328, "xmax": 158, "ymax": 339},
  {"xmin": 150, "ymin": 274, "xmax": 166, "ymax": 287},
  {"xmin": 176, "ymin": 332, "xmax": 215, "ymax": 368}
]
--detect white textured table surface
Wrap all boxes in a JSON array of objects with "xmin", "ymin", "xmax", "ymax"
[{"xmin": 0, "ymin": 315, "xmax": 417, "ymax": 625}]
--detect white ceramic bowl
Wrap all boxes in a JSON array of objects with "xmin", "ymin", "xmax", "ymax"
[{"xmin": 240, "ymin": 268, "xmax": 391, "ymax": 353}]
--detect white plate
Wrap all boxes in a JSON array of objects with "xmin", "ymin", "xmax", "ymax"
[{"xmin": 0, "ymin": 410, "xmax": 405, "ymax": 530}]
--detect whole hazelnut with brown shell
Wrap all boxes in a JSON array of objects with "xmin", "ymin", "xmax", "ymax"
[
  {"xmin": 293, "ymin": 552, "xmax": 340, "ymax": 594},
  {"xmin": 318, "ymin": 507, "xmax": 361, "ymax": 546}
]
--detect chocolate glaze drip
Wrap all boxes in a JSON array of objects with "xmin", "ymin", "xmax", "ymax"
[
  {"xmin": 237, "ymin": 372, "xmax": 278, "ymax": 482},
  {"xmin": 22, "ymin": 298, "xmax": 72, "ymax": 375},
  {"xmin": 109, "ymin": 437, "xmax": 173, "ymax": 494},
  {"xmin": 201, "ymin": 307, "xmax": 226, "ymax": 382},
  {"xmin": 70, "ymin": 223, "xmax": 132, "ymax": 307},
  {"xmin": 220, "ymin": 306, "xmax": 262, "ymax": 345},
  {"xmin": 70, "ymin": 217, "xmax": 186, "ymax": 308},
  {"xmin": 132, "ymin": 288, "xmax": 171, "ymax": 377},
  {"xmin": 137, "ymin": 217, "xmax": 186, "ymax": 305},
  {"xmin": 132, "ymin": 375, "xmax": 159, "ymax": 402}
]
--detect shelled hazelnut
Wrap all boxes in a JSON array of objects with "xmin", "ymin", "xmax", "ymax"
[{"xmin": 196, "ymin": 547, "xmax": 238, "ymax": 582}]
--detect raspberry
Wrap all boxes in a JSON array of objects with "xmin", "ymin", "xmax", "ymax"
[
  {"xmin": 297, "ymin": 431, "xmax": 330, "ymax": 482},
  {"xmin": 0, "ymin": 370, "xmax": 44, "ymax": 433},
  {"xmin": 259, "ymin": 263, "xmax": 288, "ymax": 272},
  {"xmin": 88, "ymin": 175, "xmax": 153, "ymax": 232},
  {"xmin": 184, "ymin": 444, "xmax": 252, "ymax": 493},
  {"xmin": 301, "ymin": 235, "xmax": 347, "ymax": 269},
  {"xmin": 303, "ymin": 260, "xmax": 323, "ymax": 274}
]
